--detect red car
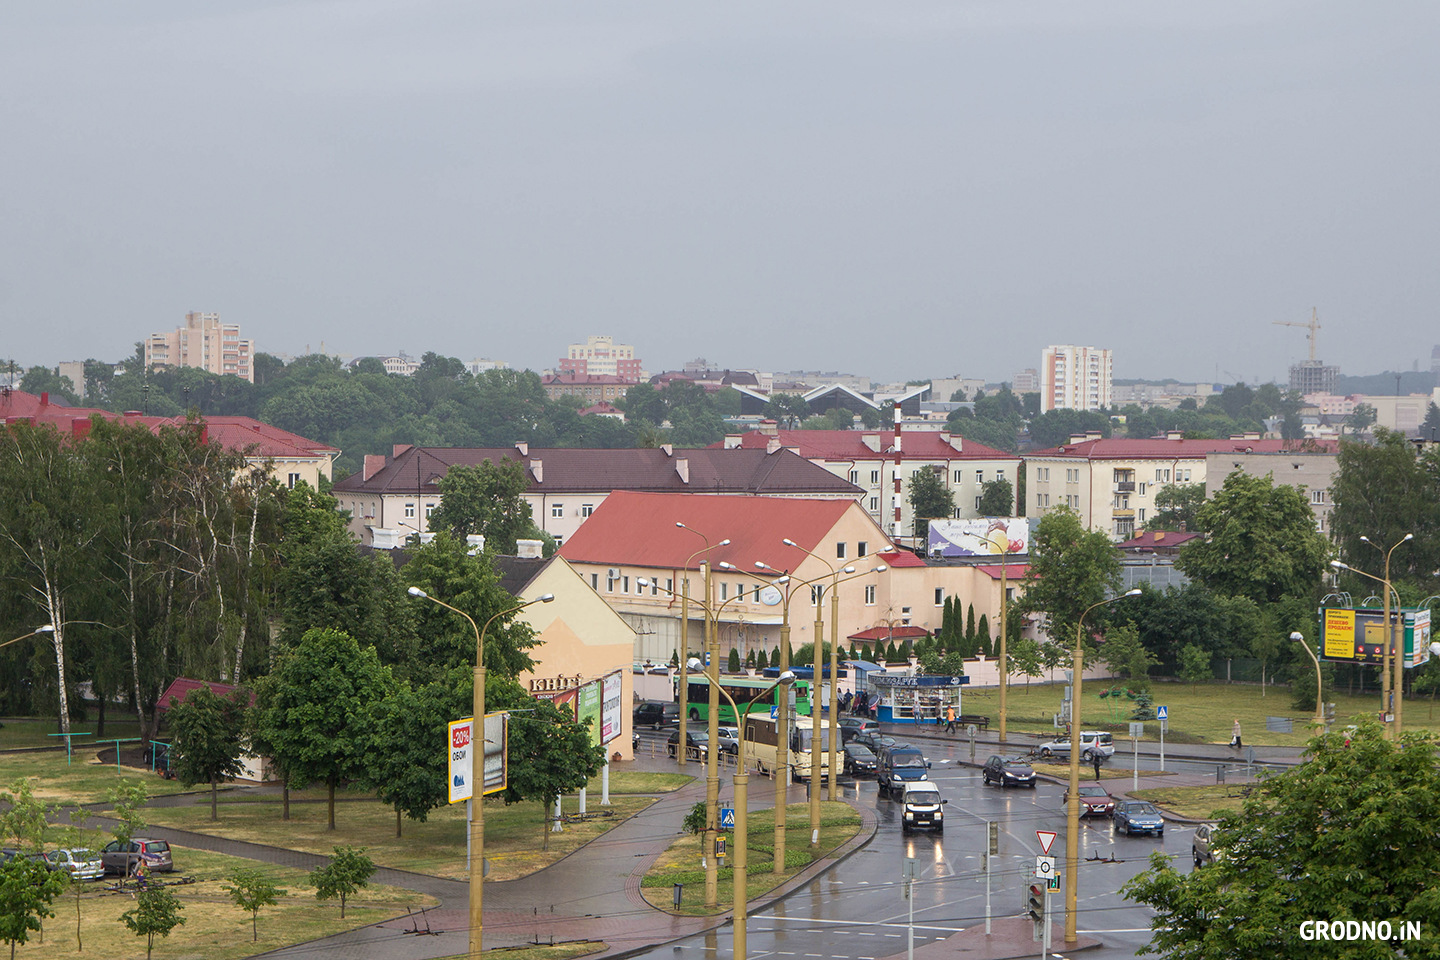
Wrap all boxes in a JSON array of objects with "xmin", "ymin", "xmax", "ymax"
[{"xmin": 1065, "ymin": 783, "xmax": 1115, "ymax": 818}]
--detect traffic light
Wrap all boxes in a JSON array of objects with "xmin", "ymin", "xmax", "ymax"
[{"xmin": 1027, "ymin": 884, "xmax": 1045, "ymax": 923}]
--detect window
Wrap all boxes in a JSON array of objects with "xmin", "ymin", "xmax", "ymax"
[
  {"xmin": 720, "ymin": 582, "xmax": 727, "ymax": 601},
  {"xmin": 591, "ymin": 573, "xmax": 598, "ymax": 589},
  {"xmin": 865, "ymin": 584, "xmax": 876, "ymax": 605},
  {"xmin": 1037, "ymin": 493, "xmax": 1050, "ymax": 508},
  {"xmin": 849, "ymin": 469, "xmax": 859, "ymax": 484},
  {"xmin": 552, "ymin": 503, "xmax": 564, "ymax": 518},
  {"xmin": 811, "ymin": 585, "xmax": 821, "ymax": 604},
  {"xmin": 934, "ymin": 588, "xmax": 944, "ymax": 606},
  {"xmin": 858, "ymin": 541, "xmax": 868, "ymax": 557},
  {"xmin": 869, "ymin": 496, "xmax": 879, "ymax": 511},
  {"xmin": 901, "ymin": 606, "xmax": 911, "ymax": 625},
  {"xmin": 1156, "ymin": 468, "xmax": 1170, "ymax": 483},
  {"xmin": 836, "ymin": 542, "xmax": 847, "ymax": 559},
  {"xmin": 605, "ymin": 574, "xmax": 614, "ymax": 593},
  {"xmin": 975, "ymin": 496, "xmax": 983, "ymax": 510},
  {"xmin": 1138, "ymin": 482, "xmax": 1147, "ymax": 496},
  {"xmin": 622, "ymin": 576, "xmax": 630, "ymax": 593},
  {"xmin": 954, "ymin": 507, "xmax": 963, "ymax": 519},
  {"xmin": 870, "ymin": 470, "xmax": 881, "ymax": 484},
  {"xmin": 1180, "ymin": 468, "xmax": 1192, "ymax": 482},
  {"xmin": 736, "ymin": 583, "xmax": 746, "ymax": 601},
  {"xmin": 997, "ymin": 469, "xmax": 1005, "ymax": 481},
  {"xmin": 953, "ymin": 469, "xmax": 964, "ymax": 483},
  {"xmin": 581, "ymin": 503, "xmax": 594, "ymax": 517},
  {"xmin": 651, "ymin": 579, "xmax": 659, "ymax": 596},
  {"xmin": 287, "ymin": 472, "xmax": 300, "ymax": 489},
  {"xmin": 976, "ymin": 470, "xmax": 984, "ymax": 483},
  {"xmin": 1311, "ymin": 490, "xmax": 1326, "ymax": 504},
  {"xmin": 404, "ymin": 503, "xmax": 415, "ymax": 519},
  {"xmin": 665, "ymin": 578, "xmax": 673, "ymax": 594},
  {"xmin": 425, "ymin": 503, "xmax": 436, "ymax": 518},
  {"xmin": 1138, "ymin": 507, "xmax": 1147, "ymax": 522},
  {"xmin": 1067, "ymin": 468, "xmax": 1080, "ymax": 483}
]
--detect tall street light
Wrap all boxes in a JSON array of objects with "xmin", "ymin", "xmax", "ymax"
[
  {"xmin": 1290, "ymin": 632, "xmax": 1326, "ymax": 728},
  {"xmin": 755, "ymin": 561, "xmax": 843, "ymax": 872},
  {"xmin": 0, "ymin": 624, "xmax": 54, "ymax": 650},
  {"xmin": 996, "ymin": 538, "xmax": 1016, "ymax": 744},
  {"xmin": 1064, "ymin": 588, "xmax": 1141, "ymax": 945},
  {"xmin": 686, "ymin": 659, "xmax": 795, "ymax": 959},
  {"xmin": 408, "ymin": 586, "xmax": 555, "ymax": 960},
  {"xmin": 676, "ymin": 526, "xmax": 732, "ymax": 775},
  {"xmin": 820, "ymin": 564, "xmax": 887, "ymax": 800}
]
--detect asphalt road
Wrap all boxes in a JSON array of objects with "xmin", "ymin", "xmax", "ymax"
[{"xmin": 627, "ymin": 730, "xmax": 1210, "ymax": 960}]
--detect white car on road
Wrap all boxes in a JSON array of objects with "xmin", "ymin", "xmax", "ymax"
[{"xmin": 1036, "ymin": 731, "xmax": 1115, "ymax": 761}]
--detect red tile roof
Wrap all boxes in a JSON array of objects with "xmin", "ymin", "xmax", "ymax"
[
  {"xmin": 1028, "ymin": 436, "xmax": 1338, "ymax": 459},
  {"xmin": 974, "ymin": 562, "xmax": 1032, "ymax": 580},
  {"xmin": 0, "ymin": 390, "xmax": 335, "ymax": 459},
  {"xmin": 334, "ymin": 445, "xmax": 861, "ymax": 497},
  {"xmin": 558, "ymin": 491, "xmax": 872, "ymax": 573},
  {"xmin": 715, "ymin": 429, "xmax": 1014, "ymax": 462},
  {"xmin": 848, "ymin": 625, "xmax": 930, "ymax": 641},
  {"xmin": 156, "ymin": 677, "xmax": 254, "ymax": 712},
  {"xmin": 1117, "ymin": 531, "xmax": 1201, "ymax": 550},
  {"xmin": 877, "ymin": 550, "xmax": 928, "ymax": 568}
]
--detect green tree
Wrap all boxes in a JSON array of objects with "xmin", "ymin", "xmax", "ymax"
[
  {"xmin": 119, "ymin": 888, "xmax": 186, "ymax": 959},
  {"xmin": 223, "ymin": 868, "xmax": 287, "ymax": 942},
  {"xmin": 0, "ymin": 855, "xmax": 66, "ymax": 959},
  {"xmin": 1124, "ymin": 723, "xmax": 1440, "ymax": 959},
  {"xmin": 1422, "ymin": 402, "xmax": 1440, "ymax": 442},
  {"xmin": 1177, "ymin": 643, "xmax": 1212, "ymax": 683},
  {"xmin": 107, "ymin": 780, "xmax": 149, "ymax": 848},
  {"xmin": 1144, "ymin": 483, "xmax": 1207, "ymax": 532},
  {"xmin": 1177, "ymin": 472, "xmax": 1330, "ymax": 604},
  {"xmin": 366, "ymin": 670, "xmax": 470, "ymax": 836},
  {"xmin": 310, "ymin": 846, "xmax": 375, "ymax": 919},
  {"xmin": 168, "ymin": 683, "xmax": 250, "ymax": 820},
  {"xmin": 0, "ymin": 779, "xmax": 51, "ymax": 850},
  {"xmin": 976, "ymin": 478, "xmax": 1014, "ymax": 516},
  {"xmin": 1019, "ymin": 507, "xmax": 1123, "ymax": 652},
  {"xmin": 728, "ymin": 647, "xmax": 742, "ymax": 672},
  {"xmin": 906, "ymin": 466, "xmax": 955, "ymax": 539},
  {"xmin": 252, "ymin": 629, "xmax": 396, "ymax": 830},
  {"xmin": 1328, "ymin": 431, "xmax": 1440, "ymax": 585},
  {"xmin": 1095, "ymin": 623, "xmax": 1155, "ymax": 689},
  {"xmin": 489, "ymin": 678, "xmax": 608, "ymax": 813},
  {"xmin": 427, "ymin": 458, "xmax": 535, "ymax": 554},
  {"xmin": 1347, "ymin": 402, "xmax": 1377, "ymax": 434}
]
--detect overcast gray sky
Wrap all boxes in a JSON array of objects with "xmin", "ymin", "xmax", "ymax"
[{"xmin": 3, "ymin": 2, "xmax": 1436, "ymax": 386}]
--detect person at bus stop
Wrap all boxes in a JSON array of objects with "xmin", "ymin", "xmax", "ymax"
[{"xmin": 945, "ymin": 705, "xmax": 956, "ymax": 733}]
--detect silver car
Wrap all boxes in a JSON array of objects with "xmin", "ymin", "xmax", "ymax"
[{"xmin": 45, "ymin": 848, "xmax": 105, "ymax": 881}]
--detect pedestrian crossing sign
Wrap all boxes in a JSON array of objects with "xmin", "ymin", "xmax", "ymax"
[{"xmin": 720, "ymin": 807, "xmax": 735, "ymax": 829}]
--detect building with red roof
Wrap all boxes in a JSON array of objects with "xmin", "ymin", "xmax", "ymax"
[
  {"xmin": 557, "ymin": 491, "xmax": 1036, "ymax": 666},
  {"xmin": 1026, "ymin": 431, "xmax": 1338, "ymax": 540},
  {"xmin": 0, "ymin": 389, "xmax": 338, "ymax": 488},
  {"xmin": 716, "ymin": 422, "xmax": 1022, "ymax": 541}
]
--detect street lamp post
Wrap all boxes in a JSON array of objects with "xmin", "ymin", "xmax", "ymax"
[
  {"xmin": 997, "ymin": 540, "xmax": 1014, "ymax": 744},
  {"xmin": 1064, "ymin": 588, "xmax": 1141, "ymax": 945},
  {"xmin": 821, "ymin": 564, "xmax": 887, "ymax": 800},
  {"xmin": 408, "ymin": 586, "xmax": 555, "ymax": 960},
  {"xmin": 0, "ymin": 624, "xmax": 54, "ymax": 650},
  {"xmin": 1290, "ymin": 632, "xmax": 1325, "ymax": 728},
  {"xmin": 686, "ymin": 659, "xmax": 795, "ymax": 960},
  {"xmin": 1333, "ymin": 530, "xmax": 1411, "ymax": 738},
  {"xmin": 676, "ymin": 527, "xmax": 731, "ymax": 776},
  {"xmin": 677, "ymin": 523, "xmax": 730, "ymax": 905}
]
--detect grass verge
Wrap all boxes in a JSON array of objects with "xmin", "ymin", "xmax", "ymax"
[
  {"xmin": 1131, "ymin": 783, "xmax": 1254, "ymax": 820},
  {"xmin": 640, "ymin": 801, "xmax": 861, "ymax": 916},
  {"xmin": 0, "ymin": 752, "xmax": 194, "ymax": 805},
  {"xmin": 141, "ymin": 792, "xmax": 657, "ymax": 882},
  {"xmin": 16, "ymin": 844, "xmax": 433, "ymax": 960}
]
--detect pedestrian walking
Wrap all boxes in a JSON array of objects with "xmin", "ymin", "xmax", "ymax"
[
  {"xmin": 1092, "ymin": 751, "xmax": 1102, "ymax": 780},
  {"xmin": 1230, "ymin": 718, "xmax": 1243, "ymax": 750},
  {"xmin": 945, "ymin": 705, "xmax": 956, "ymax": 733}
]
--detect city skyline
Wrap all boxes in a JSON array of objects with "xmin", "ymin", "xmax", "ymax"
[{"xmin": 4, "ymin": 4, "xmax": 1437, "ymax": 384}]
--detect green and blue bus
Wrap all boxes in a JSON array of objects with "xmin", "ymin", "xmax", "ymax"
[{"xmin": 679, "ymin": 674, "xmax": 814, "ymax": 724}]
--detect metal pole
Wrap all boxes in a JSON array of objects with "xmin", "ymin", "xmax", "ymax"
[
  {"xmin": 680, "ymin": 570, "xmax": 690, "ymax": 771},
  {"xmin": 984, "ymin": 848, "xmax": 992, "ymax": 935},
  {"xmin": 1132, "ymin": 731, "xmax": 1138, "ymax": 792},
  {"xmin": 810, "ymin": 586, "xmax": 824, "ymax": 846},
  {"xmin": 828, "ymin": 577, "xmax": 841, "ymax": 800},
  {"xmin": 734, "ymin": 768, "xmax": 749, "ymax": 960},
  {"xmin": 775, "ymin": 607, "xmax": 790, "ymax": 876},
  {"xmin": 1159, "ymin": 718, "xmax": 1165, "ymax": 772},
  {"xmin": 704, "ymin": 561, "xmax": 720, "ymax": 907},
  {"xmin": 998, "ymin": 546, "xmax": 1009, "ymax": 743}
]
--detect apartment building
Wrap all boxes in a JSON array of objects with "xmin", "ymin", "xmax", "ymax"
[
  {"xmin": 1026, "ymin": 433, "xmax": 1338, "ymax": 539},
  {"xmin": 559, "ymin": 336, "xmax": 642, "ymax": 379},
  {"xmin": 144, "ymin": 312, "xmax": 255, "ymax": 382},
  {"xmin": 540, "ymin": 372, "xmax": 636, "ymax": 402},
  {"xmin": 1040, "ymin": 345, "xmax": 1112, "ymax": 413},
  {"xmin": 718, "ymin": 422, "xmax": 1022, "ymax": 539}
]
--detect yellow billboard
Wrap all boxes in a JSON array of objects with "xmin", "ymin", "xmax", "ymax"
[{"xmin": 1323, "ymin": 609, "xmax": 1356, "ymax": 660}]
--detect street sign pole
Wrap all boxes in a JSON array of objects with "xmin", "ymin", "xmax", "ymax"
[
  {"xmin": 904, "ymin": 857, "xmax": 916, "ymax": 960},
  {"xmin": 1043, "ymin": 885, "xmax": 1053, "ymax": 957},
  {"xmin": 1157, "ymin": 706, "xmax": 1169, "ymax": 772}
]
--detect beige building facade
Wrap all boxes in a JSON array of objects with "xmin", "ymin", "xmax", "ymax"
[{"xmin": 145, "ymin": 311, "xmax": 255, "ymax": 382}]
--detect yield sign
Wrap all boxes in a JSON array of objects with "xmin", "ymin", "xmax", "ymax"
[{"xmin": 1037, "ymin": 830, "xmax": 1057, "ymax": 855}]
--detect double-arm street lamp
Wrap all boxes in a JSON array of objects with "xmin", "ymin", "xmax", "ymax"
[
  {"xmin": 1064, "ymin": 588, "xmax": 1141, "ymax": 945},
  {"xmin": 676, "ymin": 525, "xmax": 731, "ymax": 775},
  {"xmin": 407, "ymin": 586, "xmax": 554, "ymax": 960},
  {"xmin": 1332, "ymin": 531, "xmax": 1411, "ymax": 738},
  {"xmin": 685, "ymin": 658, "xmax": 795, "ymax": 960}
]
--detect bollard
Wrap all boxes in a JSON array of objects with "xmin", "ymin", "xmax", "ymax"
[{"xmin": 673, "ymin": 883, "xmax": 683, "ymax": 907}]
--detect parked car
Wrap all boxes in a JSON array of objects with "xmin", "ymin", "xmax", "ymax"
[
  {"xmin": 101, "ymin": 838, "xmax": 174, "ymax": 876},
  {"xmin": 1036, "ymin": 731, "xmax": 1116, "ymax": 761},
  {"xmin": 1112, "ymin": 801, "xmax": 1165, "ymax": 837},
  {"xmin": 1063, "ymin": 783, "xmax": 1116, "ymax": 818},
  {"xmin": 839, "ymin": 717, "xmax": 879, "ymax": 741},
  {"xmin": 715, "ymin": 726, "xmax": 740, "ymax": 755},
  {"xmin": 1192, "ymin": 822, "xmax": 1220, "ymax": 867},
  {"xmin": 842, "ymin": 742, "xmax": 879, "ymax": 777},
  {"xmin": 633, "ymin": 701, "xmax": 680, "ymax": 728},
  {"xmin": 981, "ymin": 755, "xmax": 1036, "ymax": 788},
  {"xmin": 898, "ymin": 781, "xmax": 946, "ymax": 834},
  {"xmin": 44, "ymin": 848, "xmax": 105, "ymax": 881},
  {"xmin": 852, "ymin": 731, "xmax": 902, "ymax": 753},
  {"xmin": 666, "ymin": 729, "xmax": 709, "ymax": 761}
]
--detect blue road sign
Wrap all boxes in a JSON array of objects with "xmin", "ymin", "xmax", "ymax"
[
  {"xmin": 1157, "ymin": 706, "xmax": 1168, "ymax": 720},
  {"xmin": 771, "ymin": 704, "xmax": 779, "ymax": 719},
  {"xmin": 720, "ymin": 807, "xmax": 736, "ymax": 829}
]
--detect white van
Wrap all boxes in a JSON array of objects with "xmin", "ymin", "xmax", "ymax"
[{"xmin": 899, "ymin": 781, "xmax": 946, "ymax": 833}]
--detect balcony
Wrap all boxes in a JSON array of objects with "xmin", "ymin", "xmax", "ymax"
[
  {"xmin": 1112, "ymin": 508, "xmax": 1135, "ymax": 518},
  {"xmin": 1113, "ymin": 481, "xmax": 1135, "ymax": 493}
]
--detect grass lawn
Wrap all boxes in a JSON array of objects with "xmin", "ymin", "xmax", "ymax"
[
  {"xmin": 0, "ymin": 752, "xmax": 194, "ymax": 806},
  {"xmin": 1131, "ymin": 783, "xmax": 1255, "ymax": 821},
  {"xmin": 0, "ymin": 716, "xmax": 149, "ymax": 750},
  {"xmin": 141, "ymin": 791, "xmax": 657, "ymax": 882},
  {"xmin": 959, "ymin": 680, "xmax": 1440, "ymax": 748},
  {"xmin": 582, "ymin": 770, "xmax": 691, "ymax": 794},
  {"xmin": 16, "ymin": 845, "xmax": 433, "ymax": 960},
  {"xmin": 640, "ymin": 801, "xmax": 861, "ymax": 916}
]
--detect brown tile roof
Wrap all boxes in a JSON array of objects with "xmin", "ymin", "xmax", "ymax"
[{"xmin": 332, "ymin": 445, "xmax": 863, "ymax": 497}]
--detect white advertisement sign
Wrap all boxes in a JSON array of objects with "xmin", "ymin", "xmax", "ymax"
[
  {"xmin": 448, "ymin": 712, "xmax": 509, "ymax": 804},
  {"xmin": 927, "ymin": 518, "xmax": 1028, "ymax": 558},
  {"xmin": 448, "ymin": 718, "xmax": 473, "ymax": 804}
]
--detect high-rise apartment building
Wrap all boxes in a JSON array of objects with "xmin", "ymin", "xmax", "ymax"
[
  {"xmin": 1039, "ymin": 345, "xmax": 1112, "ymax": 413},
  {"xmin": 559, "ymin": 336, "xmax": 642, "ymax": 379},
  {"xmin": 145, "ymin": 312, "xmax": 254, "ymax": 383}
]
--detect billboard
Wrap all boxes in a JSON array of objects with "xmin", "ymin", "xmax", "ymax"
[
  {"xmin": 927, "ymin": 518, "xmax": 1028, "ymax": 558},
  {"xmin": 566, "ymin": 669, "xmax": 625, "ymax": 748},
  {"xmin": 447, "ymin": 711, "xmax": 509, "ymax": 804},
  {"xmin": 1320, "ymin": 607, "xmax": 1432, "ymax": 668}
]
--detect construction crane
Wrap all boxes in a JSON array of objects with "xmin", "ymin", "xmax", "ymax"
[{"xmin": 1274, "ymin": 308, "xmax": 1322, "ymax": 362}]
